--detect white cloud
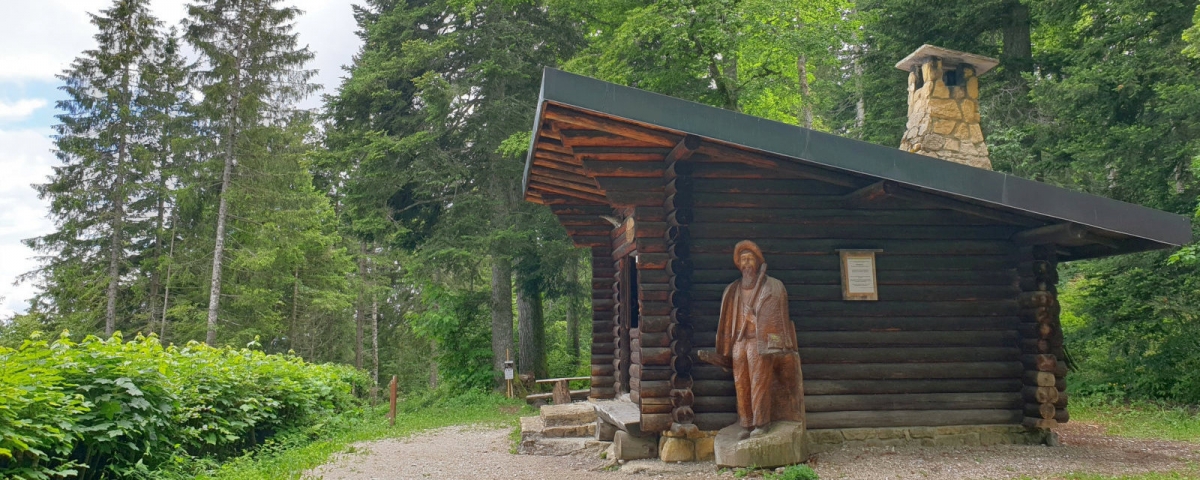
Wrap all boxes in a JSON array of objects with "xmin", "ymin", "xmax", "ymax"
[
  {"xmin": 0, "ymin": 0, "xmax": 108, "ymax": 82},
  {"xmin": 0, "ymin": 1, "xmax": 363, "ymax": 317},
  {"xmin": 0, "ymin": 129, "xmax": 56, "ymax": 318},
  {"xmin": 0, "ymin": 99, "xmax": 49, "ymax": 122}
]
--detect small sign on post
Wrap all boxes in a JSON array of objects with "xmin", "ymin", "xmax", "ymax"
[
  {"xmin": 838, "ymin": 249, "xmax": 882, "ymax": 301},
  {"xmin": 504, "ymin": 351, "xmax": 515, "ymax": 399}
]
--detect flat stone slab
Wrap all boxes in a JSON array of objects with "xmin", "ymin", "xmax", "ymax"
[
  {"xmin": 541, "ymin": 402, "xmax": 596, "ymax": 427},
  {"xmin": 613, "ymin": 430, "xmax": 658, "ymax": 460},
  {"xmin": 519, "ymin": 415, "xmax": 607, "ymax": 456},
  {"xmin": 714, "ymin": 421, "xmax": 808, "ymax": 469},
  {"xmin": 592, "ymin": 399, "xmax": 642, "ymax": 436}
]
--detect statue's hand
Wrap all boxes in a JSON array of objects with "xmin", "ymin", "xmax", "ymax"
[{"xmin": 697, "ymin": 349, "xmax": 732, "ymax": 370}]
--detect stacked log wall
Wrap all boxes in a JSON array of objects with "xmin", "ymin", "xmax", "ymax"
[
  {"xmin": 589, "ymin": 244, "xmax": 617, "ymax": 399},
  {"xmin": 684, "ymin": 161, "xmax": 1028, "ymax": 431},
  {"xmin": 664, "ymin": 158, "xmax": 696, "ymax": 432},
  {"xmin": 626, "ymin": 205, "xmax": 674, "ymax": 433},
  {"xmin": 1016, "ymin": 245, "xmax": 1069, "ymax": 428}
]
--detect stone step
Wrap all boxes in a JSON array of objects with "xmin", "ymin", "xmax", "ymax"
[
  {"xmin": 593, "ymin": 399, "xmax": 642, "ymax": 436},
  {"xmin": 519, "ymin": 436, "xmax": 594, "ymax": 456},
  {"xmin": 540, "ymin": 402, "xmax": 597, "ymax": 427},
  {"xmin": 521, "ymin": 415, "xmax": 598, "ymax": 439}
]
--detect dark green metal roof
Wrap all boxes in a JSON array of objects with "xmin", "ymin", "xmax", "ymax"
[{"xmin": 523, "ymin": 68, "xmax": 1192, "ymax": 250}]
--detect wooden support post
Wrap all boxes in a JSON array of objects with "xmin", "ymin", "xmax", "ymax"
[
  {"xmin": 552, "ymin": 380, "xmax": 572, "ymax": 404},
  {"xmin": 388, "ymin": 375, "xmax": 398, "ymax": 427}
]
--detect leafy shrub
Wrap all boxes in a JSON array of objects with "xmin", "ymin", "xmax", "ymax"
[{"xmin": 0, "ymin": 331, "xmax": 366, "ymax": 479}]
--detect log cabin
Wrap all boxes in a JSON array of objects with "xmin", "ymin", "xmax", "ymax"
[{"xmin": 520, "ymin": 46, "xmax": 1192, "ymax": 455}]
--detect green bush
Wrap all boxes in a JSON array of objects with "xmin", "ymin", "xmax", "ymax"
[
  {"xmin": 765, "ymin": 465, "xmax": 820, "ymax": 480},
  {"xmin": 0, "ymin": 331, "xmax": 366, "ymax": 479}
]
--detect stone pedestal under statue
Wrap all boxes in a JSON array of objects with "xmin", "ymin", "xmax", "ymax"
[{"xmin": 714, "ymin": 421, "xmax": 808, "ymax": 468}]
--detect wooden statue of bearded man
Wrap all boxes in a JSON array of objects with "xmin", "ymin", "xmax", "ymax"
[{"xmin": 699, "ymin": 240, "xmax": 804, "ymax": 439}]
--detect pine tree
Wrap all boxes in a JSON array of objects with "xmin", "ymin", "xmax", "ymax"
[{"xmin": 24, "ymin": 0, "xmax": 162, "ymax": 336}]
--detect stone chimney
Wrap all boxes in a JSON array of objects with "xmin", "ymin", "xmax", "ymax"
[{"xmin": 896, "ymin": 45, "xmax": 999, "ymax": 170}]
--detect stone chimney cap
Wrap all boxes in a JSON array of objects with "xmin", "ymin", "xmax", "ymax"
[{"xmin": 895, "ymin": 44, "xmax": 1000, "ymax": 76}]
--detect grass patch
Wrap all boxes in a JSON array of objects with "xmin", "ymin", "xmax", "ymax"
[
  {"xmin": 1020, "ymin": 464, "xmax": 1200, "ymax": 479},
  {"xmin": 1070, "ymin": 396, "xmax": 1200, "ymax": 442},
  {"xmin": 196, "ymin": 391, "xmax": 533, "ymax": 480}
]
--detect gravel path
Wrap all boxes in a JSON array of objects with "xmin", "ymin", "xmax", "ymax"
[{"xmin": 308, "ymin": 422, "xmax": 1200, "ymax": 480}]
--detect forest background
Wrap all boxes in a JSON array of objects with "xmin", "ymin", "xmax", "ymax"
[{"xmin": 4, "ymin": 0, "xmax": 1200, "ymax": 406}]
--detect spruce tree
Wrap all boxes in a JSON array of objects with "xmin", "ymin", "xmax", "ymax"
[
  {"xmin": 185, "ymin": 0, "xmax": 321, "ymax": 345},
  {"xmin": 135, "ymin": 28, "xmax": 195, "ymax": 338},
  {"xmin": 25, "ymin": 0, "xmax": 162, "ymax": 336}
]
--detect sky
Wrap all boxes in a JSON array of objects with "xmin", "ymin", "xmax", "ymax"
[{"xmin": 0, "ymin": 0, "xmax": 361, "ymax": 318}]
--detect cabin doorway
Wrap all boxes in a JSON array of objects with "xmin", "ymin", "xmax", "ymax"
[{"xmin": 619, "ymin": 255, "xmax": 639, "ymax": 395}]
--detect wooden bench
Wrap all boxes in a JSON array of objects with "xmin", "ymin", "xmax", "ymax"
[{"xmin": 527, "ymin": 376, "xmax": 590, "ymax": 404}]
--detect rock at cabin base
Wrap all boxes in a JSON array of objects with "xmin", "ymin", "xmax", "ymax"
[
  {"xmin": 658, "ymin": 436, "xmax": 695, "ymax": 462},
  {"xmin": 613, "ymin": 430, "xmax": 658, "ymax": 460},
  {"xmin": 713, "ymin": 421, "xmax": 808, "ymax": 468},
  {"xmin": 596, "ymin": 420, "xmax": 618, "ymax": 441}
]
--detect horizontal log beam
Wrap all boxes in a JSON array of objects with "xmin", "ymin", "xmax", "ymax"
[
  {"xmin": 799, "ymin": 347, "xmax": 1020, "ymax": 364},
  {"xmin": 688, "ymin": 238, "xmax": 1014, "ymax": 256},
  {"xmin": 687, "ymin": 222, "xmax": 1020, "ymax": 240},
  {"xmin": 545, "ymin": 105, "xmax": 679, "ymax": 147},
  {"xmin": 691, "ymin": 208, "xmax": 1009, "ymax": 226},
  {"xmin": 690, "ymin": 284, "xmax": 1019, "ymax": 302},
  {"xmin": 803, "ymin": 379, "xmax": 1024, "ymax": 396},
  {"xmin": 691, "ymin": 300, "xmax": 1019, "ymax": 318},
  {"xmin": 807, "ymin": 409, "xmax": 1022, "ymax": 429},
  {"xmin": 806, "ymin": 392, "xmax": 1024, "ymax": 412},
  {"xmin": 802, "ymin": 362, "xmax": 1023, "ymax": 380},
  {"xmin": 558, "ymin": 129, "xmax": 664, "ymax": 148},
  {"xmin": 792, "ymin": 316, "xmax": 1021, "ymax": 332},
  {"xmin": 691, "ymin": 144, "xmax": 863, "ymax": 188}
]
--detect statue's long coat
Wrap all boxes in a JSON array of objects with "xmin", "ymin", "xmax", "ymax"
[
  {"xmin": 714, "ymin": 266, "xmax": 805, "ymax": 425},
  {"xmin": 715, "ymin": 270, "xmax": 797, "ymax": 357}
]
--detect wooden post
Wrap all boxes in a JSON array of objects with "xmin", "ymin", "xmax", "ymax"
[
  {"xmin": 552, "ymin": 379, "xmax": 572, "ymax": 404},
  {"xmin": 388, "ymin": 375, "xmax": 398, "ymax": 427}
]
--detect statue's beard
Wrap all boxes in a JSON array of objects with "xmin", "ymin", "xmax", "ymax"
[{"xmin": 741, "ymin": 266, "xmax": 758, "ymax": 287}]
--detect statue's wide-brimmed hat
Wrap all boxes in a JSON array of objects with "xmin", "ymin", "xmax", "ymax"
[{"xmin": 732, "ymin": 240, "xmax": 765, "ymax": 266}]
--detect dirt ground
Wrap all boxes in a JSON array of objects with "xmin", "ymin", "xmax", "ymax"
[{"xmin": 307, "ymin": 422, "xmax": 1200, "ymax": 480}]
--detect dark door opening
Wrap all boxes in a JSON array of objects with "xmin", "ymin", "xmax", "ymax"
[{"xmin": 618, "ymin": 255, "xmax": 640, "ymax": 395}]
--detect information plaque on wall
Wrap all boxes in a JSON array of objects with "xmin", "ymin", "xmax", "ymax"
[{"xmin": 838, "ymin": 249, "xmax": 882, "ymax": 301}]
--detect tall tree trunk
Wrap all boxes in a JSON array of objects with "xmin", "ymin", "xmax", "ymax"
[
  {"xmin": 106, "ymin": 161, "xmax": 125, "ymax": 337},
  {"xmin": 855, "ymin": 56, "xmax": 865, "ymax": 136},
  {"xmin": 106, "ymin": 49, "xmax": 132, "ymax": 337},
  {"xmin": 207, "ymin": 82, "xmax": 239, "ymax": 346},
  {"xmin": 355, "ymin": 243, "xmax": 367, "ymax": 370},
  {"xmin": 371, "ymin": 294, "xmax": 379, "ymax": 388},
  {"xmin": 566, "ymin": 258, "xmax": 579, "ymax": 363},
  {"xmin": 148, "ymin": 164, "xmax": 165, "ymax": 335},
  {"xmin": 490, "ymin": 257, "xmax": 514, "ymax": 383},
  {"xmin": 291, "ymin": 266, "xmax": 300, "ymax": 345},
  {"xmin": 429, "ymin": 339, "xmax": 439, "ymax": 390},
  {"xmin": 517, "ymin": 286, "xmax": 546, "ymax": 379},
  {"xmin": 160, "ymin": 220, "xmax": 175, "ymax": 340},
  {"xmin": 798, "ymin": 55, "xmax": 813, "ymax": 129},
  {"xmin": 1002, "ymin": 1, "xmax": 1033, "ymax": 77}
]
